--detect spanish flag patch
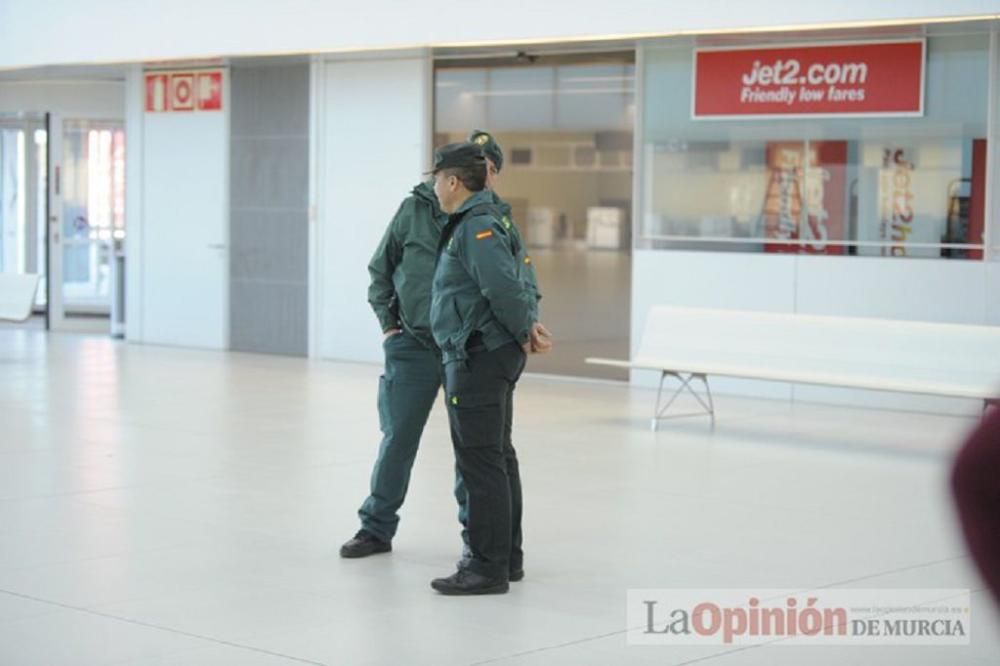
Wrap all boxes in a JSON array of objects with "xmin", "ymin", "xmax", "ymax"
[{"xmin": 475, "ymin": 230, "xmax": 493, "ymax": 240}]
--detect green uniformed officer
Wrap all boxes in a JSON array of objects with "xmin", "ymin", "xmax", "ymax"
[
  {"xmin": 340, "ymin": 133, "xmax": 542, "ymax": 560},
  {"xmin": 428, "ymin": 142, "xmax": 551, "ymax": 595},
  {"xmin": 456, "ymin": 130, "xmax": 541, "ymax": 550}
]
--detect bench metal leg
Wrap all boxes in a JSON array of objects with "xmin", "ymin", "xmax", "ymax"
[
  {"xmin": 698, "ymin": 373, "xmax": 716, "ymax": 428},
  {"xmin": 651, "ymin": 371, "xmax": 716, "ymax": 431}
]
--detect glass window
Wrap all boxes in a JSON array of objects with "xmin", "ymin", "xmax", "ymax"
[{"xmin": 640, "ymin": 33, "xmax": 990, "ymax": 259}]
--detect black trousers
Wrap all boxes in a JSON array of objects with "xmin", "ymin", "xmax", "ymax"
[{"xmin": 444, "ymin": 342, "xmax": 526, "ymax": 580}]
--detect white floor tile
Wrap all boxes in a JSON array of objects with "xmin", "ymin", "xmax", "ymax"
[{"xmin": 0, "ymin": 609, "xmax": 211, "ymax": 666}]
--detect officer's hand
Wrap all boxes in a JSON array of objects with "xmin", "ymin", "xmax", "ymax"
[
  {"xmin": 530, "ymin": 322, "xmax": 553, "ymax": 354},
  {"xmin": 383, "ymin": 328, "xmax": 402, "ymax": 341}
]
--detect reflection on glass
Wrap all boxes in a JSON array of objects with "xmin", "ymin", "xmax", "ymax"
[
  {"xmin": 35, "ymin": 129, "xmax": 47, "ymax": 305},
  {"xmin": 62, "ymin": 121, "xmax": 125, "ymax": 312},
  {"xmin": 643, "ymin": 137, "xmax": 984, "ymax": 258},
  {"xmin": 0, "ymin": 120, "xmax": 47, "ymax": 307},
  {"xmin": 0, "ymin": 129, "xmax": 26, "ymax": 273}
]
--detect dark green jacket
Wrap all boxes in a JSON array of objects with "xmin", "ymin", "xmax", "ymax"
[
  {"xmin": 368, "ymin": 181, "xmax": 446, "ymax": 348},
  {"xmin": 430, "ymin": 190, "xmax": 539, "ymax": 364},
  {"xmin": 369, "ymin": 183, "xmax": 539, "ymax": 351},
  {"xmin": 488, "ymin": 191, "xmax": 540, "ymax": 303}
]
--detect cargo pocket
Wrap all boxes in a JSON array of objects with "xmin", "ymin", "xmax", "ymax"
[
  {"xmin": 448, "ymin": 391, "xmax": 503, "ymax": 450},
  {"xmin": 377, "ymin": 376, "xmax": 394, "ymax": 436}
]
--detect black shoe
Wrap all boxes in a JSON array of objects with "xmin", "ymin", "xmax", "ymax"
[
  {"xmin": 458, "ymin": 550, "xmax": 523, "ymax": 583},
  {"xmin": 431, "ymin": 569, "xmax": 509, "ymax": 596},
  {"xmin": 339, "ymin": 530, "xmax": 391, "ymax": 558}
]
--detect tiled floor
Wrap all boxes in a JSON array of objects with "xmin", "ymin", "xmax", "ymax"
[{"xmin": 0, "ymin": 329, "xmax": 996, "ymax": 665}]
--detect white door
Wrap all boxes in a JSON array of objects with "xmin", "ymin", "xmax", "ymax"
[{"xmin": 139, "ymin": 75, "xmax": 229, "ymax": 349}]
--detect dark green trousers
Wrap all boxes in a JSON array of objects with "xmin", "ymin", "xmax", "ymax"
[
  {"xmin": 444, "ymin": 342, "xmax": 526, "ymax": 580},
  {"xmin": 358, "ymin": 331, "xmax": 468, "ymax": 542}
]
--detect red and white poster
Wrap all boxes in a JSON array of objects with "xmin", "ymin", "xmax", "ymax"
[
  {"xmin": 144, "ymin": 69, "xmax": 224, "ymax": 113},
  {"xmin": 169, "ymin": 73, "xmax": 195, "ymax": 111},
  {"xmin": 762, "ymin": 141, "xmax": 847, "ymax": 255},
  {"xmin": 145, "ymin": 74, "xmax": 169, "ymax": 112},
  {"xmin": 197, "ymin": 72, "xmax": 223, "ymax": 111},
  {"xmin": 694, "ymin": 40, "xmax": 925, "ymax": 119}
]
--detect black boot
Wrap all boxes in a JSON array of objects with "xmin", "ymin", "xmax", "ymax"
[
  {"xmin": 431, "ymin": 569, "xmax": 509, "ymax": 596},
  {"xmin": 339, "ymin": 530, "xmax": 391, "ymax": 558}
]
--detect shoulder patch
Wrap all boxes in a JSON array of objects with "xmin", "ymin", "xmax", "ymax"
[{"xmin": 502, "ymin": 216, "xmax": 512, "ymax": 230}]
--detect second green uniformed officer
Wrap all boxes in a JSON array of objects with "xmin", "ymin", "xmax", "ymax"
[{"xmin": 428, "ymin": 142, "xmax": 549, "ymax": 595}]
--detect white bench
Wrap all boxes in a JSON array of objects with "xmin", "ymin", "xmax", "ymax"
[
  {"xmin": 587, "ymin": 306, "xmax": 1000, "ymax": 430},
  {"xmin": 0, "ymin": 273, "xmax": 41, "ymax": 322}
]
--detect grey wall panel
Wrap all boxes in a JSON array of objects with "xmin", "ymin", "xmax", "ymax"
[
  {"xmin": 230, "ymin": 280, "xmax": 308, "ymax": 356},
  {"xmin": 230, "ymin": 136, "xmax": 309, "ymax": 209},
  {"xmin": 230, "ymin": 209, "xmax": 308, "ymax": 284},
  {"xmin": 230, "ymin": 63, "xmax": 309, "ymax": 356}
]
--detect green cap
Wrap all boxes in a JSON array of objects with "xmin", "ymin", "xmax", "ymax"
[
  {"xmin": 468, "ymin": 130, "xmax": 503, "ymax": 172},
  {"xmin": 431, "ymin": 142, "xmax": 487, "ymax": 173}
]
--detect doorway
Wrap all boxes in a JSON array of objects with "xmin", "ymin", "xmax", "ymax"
[{"xmin": 434, "ymin": 52, "xmax": 635, "ymax": 380}]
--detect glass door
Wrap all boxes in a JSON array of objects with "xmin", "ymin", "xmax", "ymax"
[{"xmin": 48, "ymin": 116, "xmax": 126, "ymax": 331}]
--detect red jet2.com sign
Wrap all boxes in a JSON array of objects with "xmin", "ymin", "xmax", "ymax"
[{"xmin": 693, "ymin": 40, "xmax": 925, "ymax": 119}]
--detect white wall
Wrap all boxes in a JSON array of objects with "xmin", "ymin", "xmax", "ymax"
[
  {"xmin": 632, "ymin": 250, "xmax": 994, "ymax": 413},
  {"xmin": 312, "ymin": 53, "xmax": 431, "ymax": 363},
  {"xmin": 2, "ymin": 1, "xmax": 998, "ymax": 69},
  {"xmin": 0, "ymin": 81, "xmax": 124, "ymax": 117}
]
